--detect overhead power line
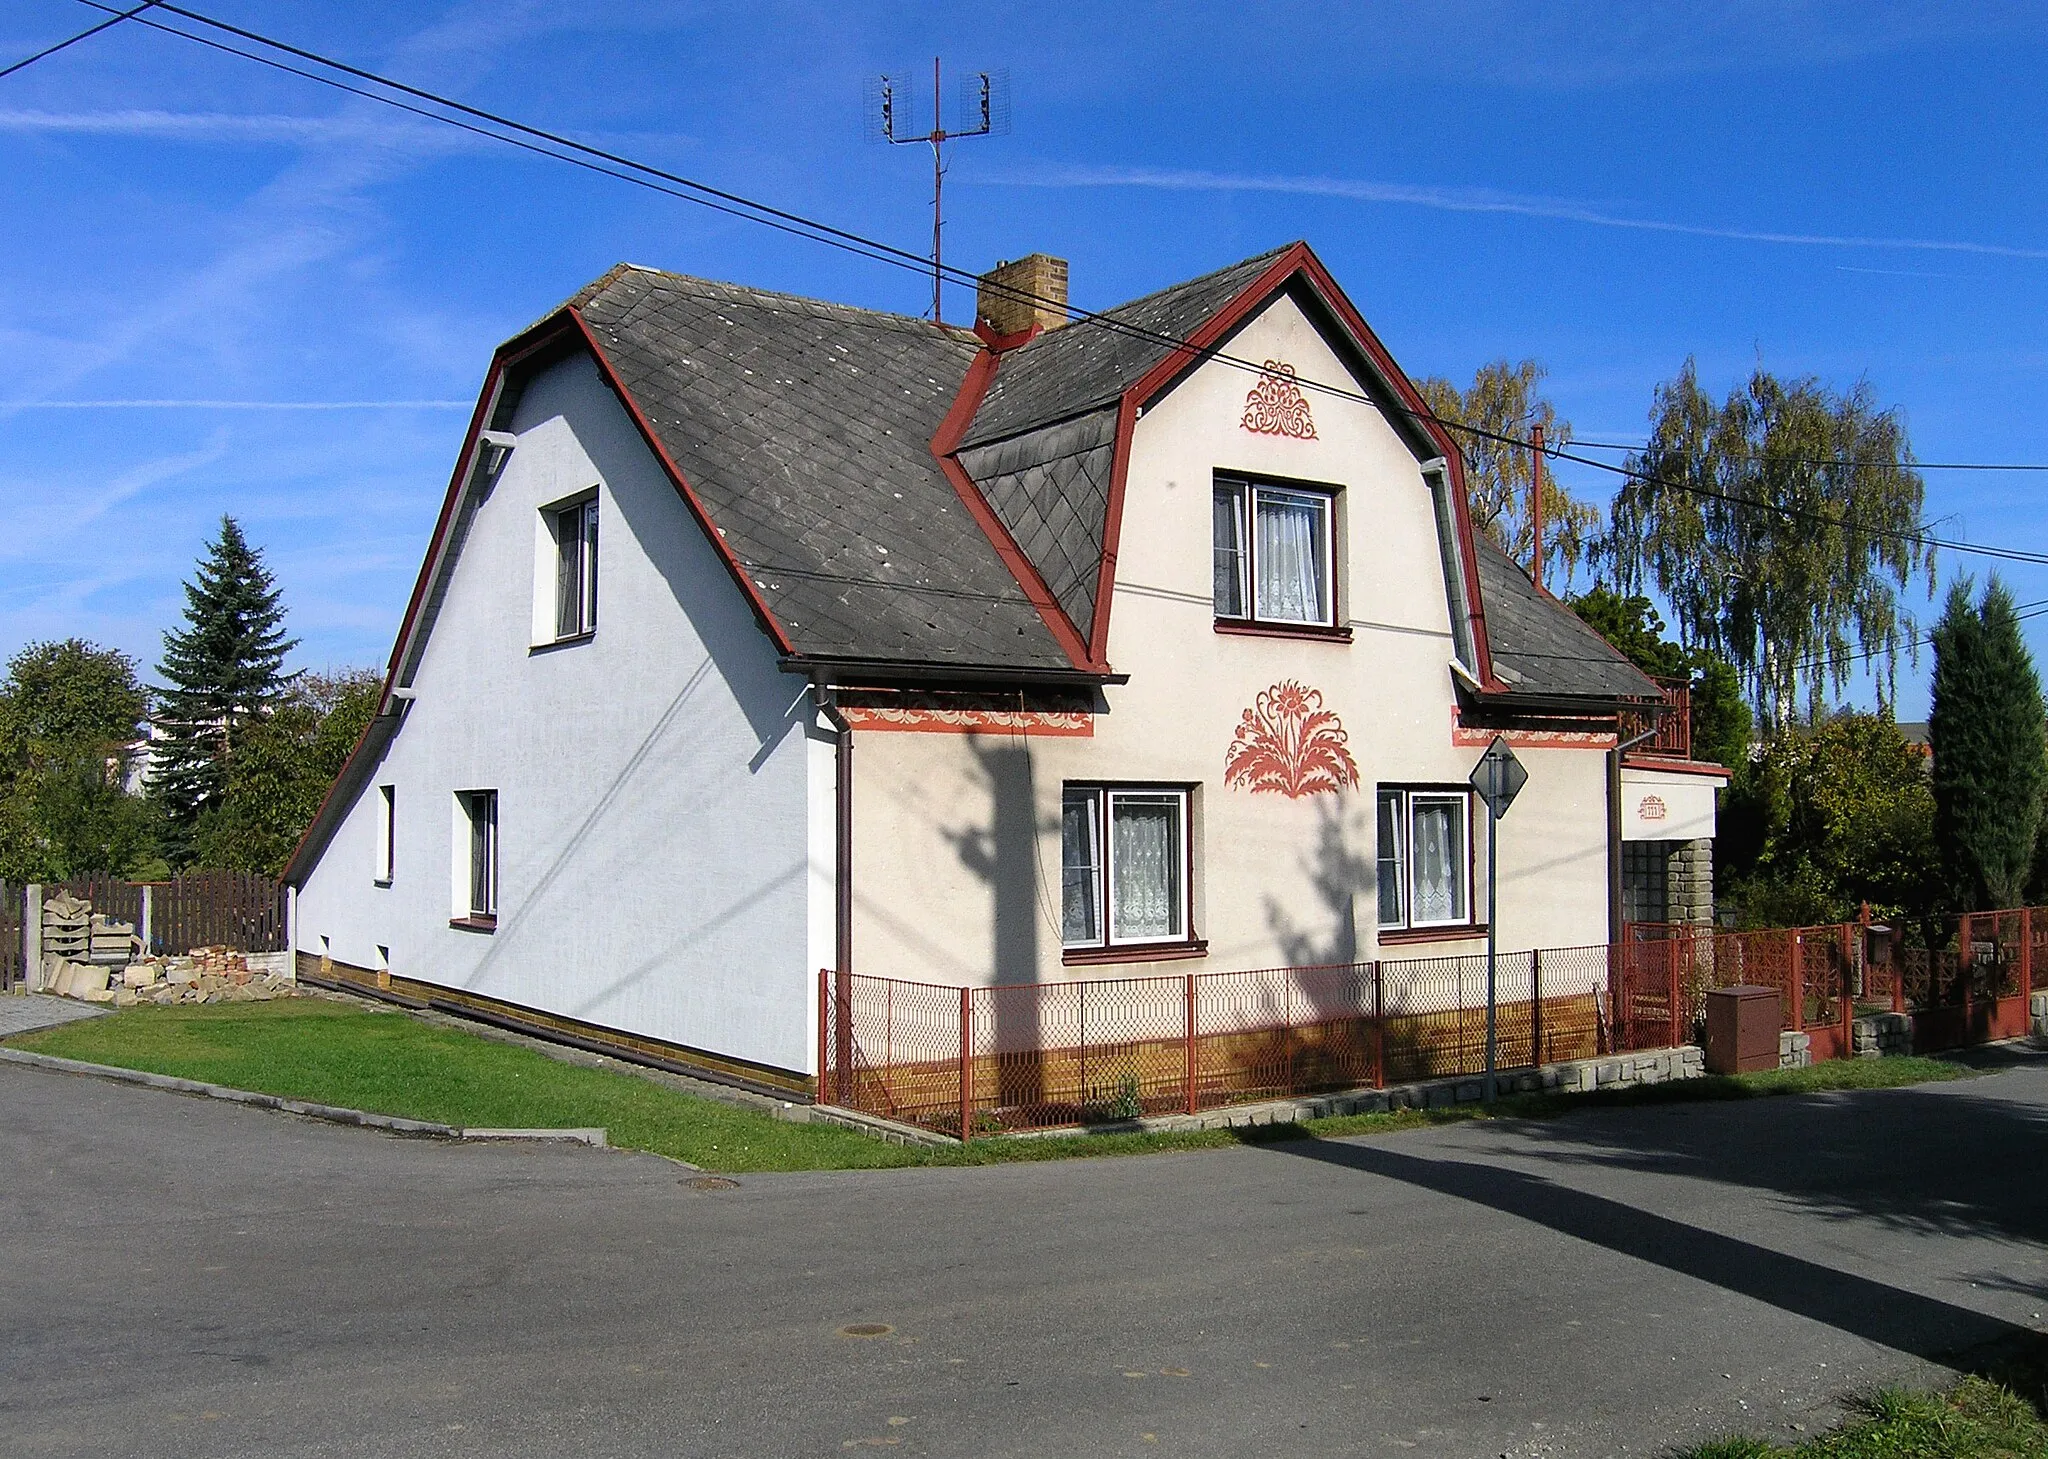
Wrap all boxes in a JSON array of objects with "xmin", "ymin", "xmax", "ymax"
[
  {"xmin": 63, "ymin": 0, "xmax": 2048, "ymax": 578},
  {"xmin": 1, "ymin": 0, "xmax": 156, "ymax": 80},
  {"xmin": 1568, "ymin": 437, "xmax": 2048, "ymax": 473}
]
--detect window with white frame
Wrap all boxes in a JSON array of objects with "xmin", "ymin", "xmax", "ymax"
[
  {"xmin": 549, "ymin": 495, "xmax": 599, "ymax": 639},
  {"xmin": 1061, "ymin": 786, "xmax": 1192, "ymax": 949},
  {"xmin": 1212, "ymin": 476, "xmax": 1336, "ymax": 626},
  {"xmin": 457, "ymin": 790, "xmax": 498, "ymax": 923},
  {"xmin": 374, "ymin": 785, "xmax": 395, "ymax": 885},
  {"xmin": 1376, "ymin": 787, "xmax": 1472, "ymax": 930}
]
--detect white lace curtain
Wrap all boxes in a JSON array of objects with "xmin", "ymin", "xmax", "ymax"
[
  {"xmin": 1112, "ymin": 797, "xmax": 1180, "ymax": 941},
  {"xmin": 1255, "ymin": 492, "xmax": 1326, "ymax": 623},
  {"xmin": 1411, "ymin": 799, "xmax": 1465, "ymax": 925},
  {"xmin": 1061, "ymin": 794, "xmax": 1100, "ymax": 945}
]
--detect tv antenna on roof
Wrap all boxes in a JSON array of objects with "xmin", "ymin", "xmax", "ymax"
[{"xmin": 864, "ymin": 59, "xmax": 1010, "ymax": 324}]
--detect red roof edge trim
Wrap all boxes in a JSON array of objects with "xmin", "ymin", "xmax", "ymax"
[
  {"xmin": 1290, "ymin": 248, "xmax": 1499, "ymax": 690},
  {"xmin": 974, "ymin": 318, "xmax": 1042, "ymax": 353},
  {"xmin": 931, "ymin": 348, "xmax": 1100, "ymax": 673},
  {"xmin": 565, "ymin": 309, "xmax": 796, "ymax": 657}
]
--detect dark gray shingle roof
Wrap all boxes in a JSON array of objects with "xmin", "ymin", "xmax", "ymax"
[
  {"xmin": 576, "ymin": 267, "xmax": 1070, "ymax": 669},
  {"xmin": 961, "ymin": 245, "xmax": 1292, "ymax": 448},
  {"xmin": 955, "ymin": 407, "xmax": 1119, "ymax": 644},
  {"xmin": 1473, "ymin": 537, "xmax": 1659, "ymax": 701}
]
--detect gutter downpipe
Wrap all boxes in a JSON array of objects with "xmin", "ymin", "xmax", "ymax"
[
  {"xmin": 814, "ymin": 680, "xmax": 853, "ymax": 1107},
  {"xmin": 1609, "ymin": 718, "xmax": 1665, "ymax": 942}
]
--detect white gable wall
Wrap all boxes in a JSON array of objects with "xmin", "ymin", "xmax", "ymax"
[{"xmin": 295, "ymin": 351, "xmax": 823, "ymax": 1075}]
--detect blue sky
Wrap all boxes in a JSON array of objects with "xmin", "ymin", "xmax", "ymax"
[{"xmin": 4, "ymin": 0, "xmax": 2046, "ymax": 718}]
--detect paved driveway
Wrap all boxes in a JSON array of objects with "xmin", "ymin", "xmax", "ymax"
[
  {"xmin": 5, "ymin": 1052, "xmax": 2047, "ymax": 1458},
  {"xmin": 0, "ymin": 992, "xmax": 104, "ymax": 1038}
]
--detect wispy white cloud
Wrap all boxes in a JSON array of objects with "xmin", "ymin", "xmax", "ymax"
[
  {"xmin": 992, "ymin": 164, "xmax": 2048, "ymax": 263},
  {"xmin": 0, "ymin": 108, "xmax": 451, "ymax": 145},
  {"xmin": 0, "ymin": 435, "xmax": 226, "ymax": 566},
  {"xmin": 1836, "ymin": 264, "xmax": 1971, "ymax": 280},
  {"xmin": 0, "ymin": 399, "xmax": 470, "ymax": 409}
]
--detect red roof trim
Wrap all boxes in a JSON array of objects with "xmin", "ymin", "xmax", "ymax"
[
  {"xmin": 930, "ymin": 346, "xmax": 1101, "ymax": 672},
  {"xmin": 285, "ymin": 305, "xmax": 806, "ymax": 884},
  {"xmin": 974, "ymin": 318, "xmax": 1042, "ymax": 353},
  {"xmin": 283, "ymin": 320, "xmax": 534, "ymax": 884},
  {"xmin": 1092, "ymin": 241, "xmax": 1499, "ymax": 687}
]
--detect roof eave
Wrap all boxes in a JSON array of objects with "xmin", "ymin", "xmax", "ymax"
[{"xmin": 780, "ymin": 654, "xmax": 1130, "ymax": 688}]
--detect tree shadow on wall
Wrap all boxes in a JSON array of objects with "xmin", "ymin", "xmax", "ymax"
[
  {"xmin": 1264, "ymin": 796, "xmax": 1372, "ymax": 971},
  {"xmin": 1233, "ymin": 797, "xmax": 1381, "ymax": 1100},
  {"xmin": 938, "ymin": 737, "xmax": 1049, "ymax": 1112}
]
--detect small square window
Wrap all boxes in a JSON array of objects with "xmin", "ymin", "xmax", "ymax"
[{"xmin": 1213, "ymin": 477, "xmax": 1335, "ymax": 627}]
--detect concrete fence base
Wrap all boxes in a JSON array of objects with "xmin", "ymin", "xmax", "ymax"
[
  {"xmin": 997, "ymin": 1045, "xmax": 1711, "ymax": 1141},
  {"xmin": 1779, "ymin": 1030, "xmax": 1813, "ymax": 1069}
]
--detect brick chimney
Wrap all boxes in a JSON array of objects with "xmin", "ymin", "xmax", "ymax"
[{"xmin": 976, "ymin": 254, "xmax": 1068, "ymax": 336}]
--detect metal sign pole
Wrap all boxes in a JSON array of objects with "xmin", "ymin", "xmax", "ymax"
[
  {"xmin": 1484, "ymin": 793, "xmax": 1498, "ymax": 1104},
  {"xmin": 1467, "ymin": 735, "xmax": 1525, "ymax": 1107}
]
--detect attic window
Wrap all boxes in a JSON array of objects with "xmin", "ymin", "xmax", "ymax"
[
  {"xmin": 1213, "ymin": 476, "xmax": 1336, "ymax": 628},
  {"xmin": 549, "ymin": 495, "xmax": 599, "ymax": 639}
]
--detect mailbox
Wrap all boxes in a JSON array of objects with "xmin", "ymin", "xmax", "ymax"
[{"xmin": 1705, "ymin": 985, "xmax": 1781, "ymax": 1075}]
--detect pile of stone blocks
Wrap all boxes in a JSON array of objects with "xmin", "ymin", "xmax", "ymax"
[
  {"xmin": 40, "ymin": 893, "xmax": 91, "ymax": 963},
  {"xmin": 72, "ymin": 951, "xmax": 298, "ymax": 1008},
  {"xmin": 28, "ymin": 888, "xmax": 297, "ymax": 1007}
]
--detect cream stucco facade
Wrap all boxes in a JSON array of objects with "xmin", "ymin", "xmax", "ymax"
[{"xmin": 849, "ymin": 293, "xmax": 1615, "ymax": 992}]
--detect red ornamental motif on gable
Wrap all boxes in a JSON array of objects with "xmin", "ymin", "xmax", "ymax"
[
  {"xmin": 1240, "ymin": 360, "xmax": 1318, "ymax": 439},
  {"xmin": 1224, "ymin": 681, "xmax": 1360, "ymax": 798}
]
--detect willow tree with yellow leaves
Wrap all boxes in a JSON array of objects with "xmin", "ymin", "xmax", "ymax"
[
  {"xmin": 1417, "ymin": 359, "xmax": 1600, "ymax": 588},
  {"xmin": 1602, "ymin": 361, "xmax": 1933, "ymax": 730}
]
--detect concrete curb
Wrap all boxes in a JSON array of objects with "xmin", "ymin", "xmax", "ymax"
[{"xmin": 0, "ymin": 1047, "xmax": 607, "ymax": 1147}]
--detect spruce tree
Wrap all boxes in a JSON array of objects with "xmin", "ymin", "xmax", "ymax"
[
  {"xmin": 152, "ymin": 516, "xmax": 297, "ymax": 865},
  {"xmin": 1929, "ymin": 579, "xmax": 2045, "ymax": 910}
]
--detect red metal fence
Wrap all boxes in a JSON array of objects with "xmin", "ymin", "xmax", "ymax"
[
  {"xmin": 823, "ymin": 904, "xmax": 2048, "ymax": 1139},
  {"xmin": 822, "ymin": 946, "xmax": 1615, "ymax": 1139}
]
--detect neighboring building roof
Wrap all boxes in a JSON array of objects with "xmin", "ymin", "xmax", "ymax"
[
  {"xmin": 574, "ymin": 267, "xmax": 1073, "ymax": 671},
  {"xmin": 1472, "ymin": 538, "xmax": 1660, "ymax": 702}
]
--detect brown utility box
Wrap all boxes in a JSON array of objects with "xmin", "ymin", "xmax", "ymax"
[{"xmin": 1705, "ymin": 985, "xmax": 1782, "ymax": 1074}]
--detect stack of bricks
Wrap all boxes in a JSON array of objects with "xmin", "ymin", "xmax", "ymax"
[{"xmin": 191, "ymin": 946, "xmax": 251, "ymax": 977}]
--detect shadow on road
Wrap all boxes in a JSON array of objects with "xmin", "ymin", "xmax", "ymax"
[
  {"xmin": 1498, "ymin": 1054, "xmax": 2048, "ymax": 1245},
  {"xmin": 1267, "ymin": 1061, "xmax": 2048, "ymax": 1377}
]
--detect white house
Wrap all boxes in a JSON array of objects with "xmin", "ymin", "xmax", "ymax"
[{"xmin": 288, "ymin": 242, "xmax": 1725, "ymax": 1098}]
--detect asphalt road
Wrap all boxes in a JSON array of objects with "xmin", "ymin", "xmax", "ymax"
[{"xmin": 6, "ymin": 1053, "xmax": 2048, "ymax": 1458}]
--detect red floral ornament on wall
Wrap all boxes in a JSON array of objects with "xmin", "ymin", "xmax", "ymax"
[
  {"xmin": 1224, "ymin": 680, "xmax": 1359, "ymax": 798},
  {"xmin": 1240, "ymin": 360, "xmax": 1318, "ymax": 439}
]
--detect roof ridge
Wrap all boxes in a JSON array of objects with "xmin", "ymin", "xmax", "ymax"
[
  {"xmin": 593, "ymin": 264, "xmax": 977, "ymax": 336},
  {"xmin": 1075, "ymin": 241, "xmax": 1298, "ymax": 325}
]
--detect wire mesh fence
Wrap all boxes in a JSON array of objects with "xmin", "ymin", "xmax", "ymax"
[
  {"xmin": 824, "ymin": 943, "xmax": 1615, "ymax": 1139},
  {"xmin": 821, "ymin": 903, "xmax": 2048, "ymax": 1139}
]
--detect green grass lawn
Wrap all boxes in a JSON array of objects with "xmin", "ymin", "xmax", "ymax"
[
  {"xmin": 1680, "ymin": 1377, "xmax": 2048, "ymax": 1458},
  {"xmin": 6, "ymin": 997, "xmax": 1967, "ymax": 1173}
]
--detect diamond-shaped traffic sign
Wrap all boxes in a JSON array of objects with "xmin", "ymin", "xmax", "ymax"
[{"xmin": 1468, "ymin": 735, "xmax": 1528, "ymax": 819}]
